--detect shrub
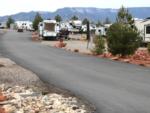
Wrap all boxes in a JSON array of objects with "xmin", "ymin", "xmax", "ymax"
[
  {"xmin": 107, "ymin": 23, "xmax": 141, "ymax": 56},
  {"xmin": 148, "ymin": 43, "xmax": 150, "ymax": 53},
  {"xmin": 93, "ymin": 36, "xmax": 105, "ymax": 55}
]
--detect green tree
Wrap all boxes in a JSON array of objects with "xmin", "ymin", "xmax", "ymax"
[
  {"xmin": 55, "ymin": 14, "xmax": 62, "ymax": 22},
  {"xmin": 96, "ymin": 20, "xmax": 103, "ymax": 27},
  {"xmin": 93, "ymin": 36, "xmax": 105, "ymax": 55},
  {"xmin": 104, "ymin": 17, "xmax": 111, "ymax": 24},
  {"xmin": 107, "ymin": 23, "xmax": 141, "ymax": 56},
  {"xmin": 117, "ymin": 6, "xmax": 136, "ymax": 30},
  {"xmin": 71, "ymin": 15, "xmax": 79, "ymax": 20},
  {"xmin": 33, "ymin": 13, "xmax": 43, "ymax": 30},
  {"xmin": 106, "ymin": 6, "xmax": 141, "ymax": 56},
  {"xmin": 7, "ymin": 16, "xmax": 14, "ymax": 28},
  {"xmin": 82, "ymin": 18, "xmax": 89, "ymax": 25}
]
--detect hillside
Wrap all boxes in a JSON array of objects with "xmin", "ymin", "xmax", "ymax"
[{"xmin": 0, "ymin": 7, "xmax": 150, "ymax": 22}]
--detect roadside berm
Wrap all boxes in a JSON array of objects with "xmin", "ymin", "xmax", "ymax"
[{"xmin": 0, "ymin": 58, "xmax": 95, "ymax": 113}]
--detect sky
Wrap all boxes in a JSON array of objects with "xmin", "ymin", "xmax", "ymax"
[{"xmin": 0, "ymin": 0, "xmax": 150, "ymax": 16}]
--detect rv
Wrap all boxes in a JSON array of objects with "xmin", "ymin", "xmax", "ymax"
[
  {"xmin": 38, "ymin": 20, "xmax": 59, "ymax": 39},
  {"xmin": 15, "ymin": 21, "xmax": 33, "ymax": 31},
  {"xmin": 135, "ymin": 18, "xmax": 150, "ymax": 43}
]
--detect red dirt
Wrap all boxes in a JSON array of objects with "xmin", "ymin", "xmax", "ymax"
[{"xmin": 97, "ymin": 49, "xmax": 150, "ymax": 67}]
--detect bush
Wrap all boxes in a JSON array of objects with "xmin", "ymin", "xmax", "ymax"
[
  {"xmin": 107, "ymin": 23, "xmax": 141, "ymax": 56},
  {"xmin": 93, "ymin": 36, "xmax": 105, "ymax": 55},
  {"xmin": 148, "ymin": 43, "xmax": 150, "ymax": 53}
]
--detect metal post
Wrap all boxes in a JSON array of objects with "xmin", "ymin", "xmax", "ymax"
[{"xmin": 87, "ymin": 21, "xmax": 90, "ymax": 49}]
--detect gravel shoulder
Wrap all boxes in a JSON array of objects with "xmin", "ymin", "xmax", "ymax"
[{"xmin": 0, "ymin": 57, "xmax": 95, "ymax": 113}]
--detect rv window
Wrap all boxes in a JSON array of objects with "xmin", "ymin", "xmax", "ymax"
[{"xmin": 146, "ymin": 26, "xmax": 150, "ymax": 34}]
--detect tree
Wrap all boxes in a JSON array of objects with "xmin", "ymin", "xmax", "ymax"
[
  {"xmin": 33, "ymin": 13, "xmax": 43, "ymax": 30},
  {"xmin": 7, "ymin": 16, "xmax": 14, "ymax": 28},
  {"xmin": 96, "ymin": 20, "xmax": 103, "ymax": 27},
  {"xmin": 104, "ymin": 17, "xmax": 111, "ymax": 24},
  {"xmin": 93, "ymin": 36, "xmax": 105, "ymax": 55},
  {"xmin": 71, "ymin": 15, "xmax": 79, "ymax": 20},
  {"xmin": 117, "ymin": 6, "xmax": 136, "ymax": 30},
  {"xmin": 107, "ymin": 6, "xmax": 142, "ymax": 56},
  {"xmin": 107, "ymin": 23, "xmax": 141, "ymax": 56},
  {"xmin": 82, "ymin": 18, "xmax": 89, "ymax": 25},
  {"xmin": 55, "ymin": 14, "xmax": 62, "ymax": 22}
]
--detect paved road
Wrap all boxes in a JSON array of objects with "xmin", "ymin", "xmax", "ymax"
[{"xmin": 0, "ymin": 30, "xmax": 150, "ymax": 113}]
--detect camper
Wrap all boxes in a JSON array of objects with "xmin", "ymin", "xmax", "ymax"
[
  {"xmin": 135, "ymin": 18, "xmax": 150, "ymax": 43},
  {"xmin": 15, "ymin": 21, "xmax": 33, "ymax": 31},
  {"xmin": 95, "ymin": 27, "xmax": 106, "ymax": 36},
  {"xmin": 0, "ymin": 22, "xmax": 7, "ymax": 29},
  {"xmin": 38, "ymin": 20, "xmax": 59, "ymax": 39}
]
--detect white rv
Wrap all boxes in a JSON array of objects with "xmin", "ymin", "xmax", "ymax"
[
  {"xmin": 135, "ymin": 18, "xmax": 150, "ymax": 43},
  {"xmin": 38, "ymin": 20, "xmax": 59, "ymax": 39},
  {"xmin": 95, "ymin": 27, "xmax": 106, "ymax": 36},
  {"xmin": 15, "ymin": 21, "xmax": 33, "ymax": 31},
  {"xmin": 69, "ymin": 20, "xmax": 82, "ymax": 29}
]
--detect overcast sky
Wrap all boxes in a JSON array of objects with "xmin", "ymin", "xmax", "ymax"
[{"xmin": 0, "ymin": 0, "xmax": 150, "ymax": 16}]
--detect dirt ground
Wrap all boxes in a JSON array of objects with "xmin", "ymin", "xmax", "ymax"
[{"xmin": 42, "ymin": 40, "xmax": 94, "ymax": 54}]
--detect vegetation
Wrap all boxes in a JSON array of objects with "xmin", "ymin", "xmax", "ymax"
[
  {"xmin": 71, "ymin": 15, "xmax": 79, "ymax": 20},
  {"xmin": 55, "ymin": 14, "xmax": 62, "ymax": 22},
  {"xmin": 82, "ymin": 18, "xmax": 89, "ymax": 25},
  {"xmin": 148, "ymin": 43, "xmax": 150, "ymax": 53},
  {"xmin": 33, "ymin": 13, "xmax": 43, "ymax": 30},
  {"xmin": 104, "ymin": 17, "xmax": 111, "ymax": 24},
  {"xmin": 96, "ymin": 20, "xmax": 103, "ymax": 27},
  {"xmin": 107, "ymin": 6, "xmax": 141, "ymax": 56},
  {"xmin": 93, "ymin": 36, "xmax": 105, "ymax": 55},
  {"xmin": 7, "ymin": 16, "xmax": 14, "ymax": 28},
  {"xmin": 117, "ymin": 6, "xmax": 136, "ymax": 30}
]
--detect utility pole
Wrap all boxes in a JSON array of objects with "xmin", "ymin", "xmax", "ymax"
[{"xmin": 86, "ymin": 20, "xmax": 90, "ymax": 49}]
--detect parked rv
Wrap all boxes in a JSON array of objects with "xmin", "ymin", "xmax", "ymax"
[
  {"xmin": 38, "ymin": 20, "xmax": 59, "ymax": 39},
  {"xmin": 15, "ymin": 21, "xmax": 34, "ymax": 31},
  {"xmin": 135, "ymin": 18, "xmax": 150, "ymax": 43}
]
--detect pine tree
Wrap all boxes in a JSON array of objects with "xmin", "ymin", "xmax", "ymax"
[
  {"xmin": 104, "ymin": 17, "xmax": 111, "ymax": 24},
  {"xmin": 55, "ymin": 14, "xmax": 62, "ymax": 22},
  {"xmin": 82, "ymin": 18, "xmax": 89, "ymax": 25},
  {"xmin": 116, "ymin": 6, "xmax": 136, "ymax": 30},
  {"xmin": 107, "ymin": 6, "xmax": 141, "ymax": 56},
  {"xmin": 33, "ymin": 13, "xmax": 43, "ymax": 30},
  {"xmin": 71, "ymin": 16, "xmax": 79, "ymax": 20},
  {"xmin": 7, "ymin": 16, "xmax": 14, "ymax": 28}
]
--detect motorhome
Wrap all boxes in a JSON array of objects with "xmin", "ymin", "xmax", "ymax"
[
  {"xmin": 15, "ymin": 21, "xmax": 33, "ymax": 31},
  {"xmin": 38, "ymin": 20, "xmax": 59, "ymax": 39},
  {"xmin": 0, "ymin": 22, "xmax": 7, "ymax": 29},
  {"xmin": 135, "ymin": 18, "xmax": 150, "ymax": 43}
]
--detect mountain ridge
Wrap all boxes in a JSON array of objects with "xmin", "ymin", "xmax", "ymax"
[{"xmin": 0, "ymin": 7, "xmax": 150, "ymax": 22}]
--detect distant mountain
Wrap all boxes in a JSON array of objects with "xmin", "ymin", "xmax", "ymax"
[{"xmin": 0, "ymin": 7, "xmax": 150, "ymax": 22}]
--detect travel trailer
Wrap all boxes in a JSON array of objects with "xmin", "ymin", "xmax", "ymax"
[
  {"xmin": 135, "ymin": 18, "xmax": 150, "ymax": 43},
  {"xmin": 95, "ymin": 27, "xmax": 106, "ymax": 36},
  {"xmin": 69, "ymin": 20, "xmax": 82, "ymax": 29},
  {"xmin": 38, "ymin": 20, "xmax": 59, "ymax": 39},
  {"xmin": 0, "ymin": 22, "xmax": 7, "ymax": 29},
  {"xmin": 15, "ymin": 21, "xmax": 33, "ymax": 31}
]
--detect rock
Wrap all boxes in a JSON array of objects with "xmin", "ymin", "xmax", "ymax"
[
  {"xmin": 0, "ymin": 58, "xmax": 16, "ymax": 67},
  {"xmin": 3, "ymin": 105, "xmax": 16, "ymax": 113},
  {"xmin": 0, "ymin": 107, "xmax": 6, "ymax": 113},
  {"xmin": 111, "ymin": 57, "xmax": 119, "ymax": 60},
  {"xmin": 0, "ymin": 84, "xmax": 93, "ymax": 113},
  {"xmin": 74, "ymin": 49, "xmax": 79, "ymax": 53}
]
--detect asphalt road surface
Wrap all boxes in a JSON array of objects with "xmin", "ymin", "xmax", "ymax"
[{"xmin": 0, "ymin": 30, "xmax": 150, "ymax": 113}]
